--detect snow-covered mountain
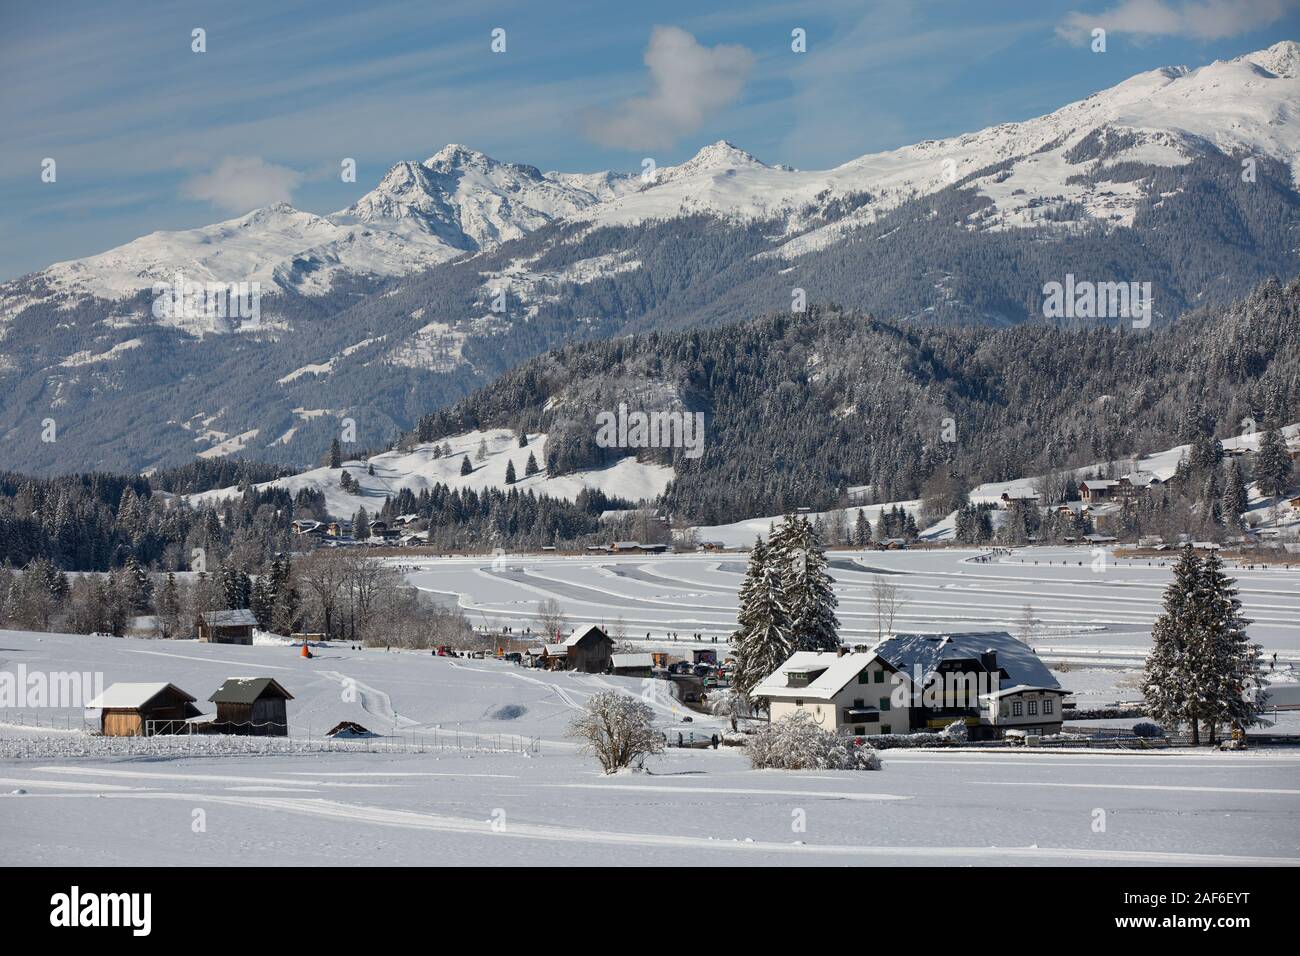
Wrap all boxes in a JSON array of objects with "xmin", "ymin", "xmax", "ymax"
[
  {"xmin": 8, "ymin": 41, "xmax": 1297, "ymax": 313},
  {"xmin": 3, "ymin": 145, "xmax": 638, "ymax": 314},
  {"xmin": 3, "ymin": 42, "xmax": 1299, "ymax": 476},
  {"xmin": 579, "ymin": 40, "xmax": 1300, "ymax": 249}
]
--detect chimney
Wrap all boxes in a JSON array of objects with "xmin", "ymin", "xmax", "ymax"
[
  {"xmin": 837, "ymin": 646, "xmax": 848, "ymax": 658},
  {"xmin": 980, "ymin": 648, "xmax": 998, "ymax": 674}
]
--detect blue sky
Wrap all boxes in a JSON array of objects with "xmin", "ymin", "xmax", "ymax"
[{"xmin": 1, "ymin": 0, "xmax": 1297, "ymax": 281}]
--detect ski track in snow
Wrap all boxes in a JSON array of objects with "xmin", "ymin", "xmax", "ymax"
[{"xmin": 31, "ymin": 789, "xmax": 1296, "ymax": 866}]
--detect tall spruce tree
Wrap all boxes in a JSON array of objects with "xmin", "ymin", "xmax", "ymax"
[
  {"xmin": 1195, "ymin": 551, "xmax": 1265, "ymax": 740},
  {"xmin": 1144, "ymin": 545, "xmax": 1202, "ymax": 743},
  {"xmin": 1255, "ymin": 424, "xmax": 1293, "ymax": 499},
  {"xmin": 1222, "ymin": 460, "xmax": 1248, "ymax": 527},
  {"xmin": 731, "ymin": 539, "xmax": 792, "ymax": 700},
  {"xmin": 776, "ymin": 516, "xmax": 840, "ymax": 651}
]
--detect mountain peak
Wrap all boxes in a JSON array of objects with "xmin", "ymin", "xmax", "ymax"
[
  {"xmin": 1241, "ymin": 39, "xmax": 1300, "ymax": 77},
  {"xmin": 424, "ymin": 143, "xmax": 499, "ymax": 169},
  {"xmin": 680, "ymin": 140, "xmax": 766, "ymax": 171}
]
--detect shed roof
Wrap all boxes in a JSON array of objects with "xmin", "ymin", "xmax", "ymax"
[
  {"xmin": 561, "ymin": 623, "xmax": 610, "ymax": 647},
  {"xmin": 86, "ymin": 682, "xmax": 196, "ymax": 710},
  {"xmin": 199, "ymin": 609, "xmax": 258, "ymax": 628},
  {"xmin": 208, "ymin": 677, "xmax": 294, "ymax": 704},
  {"xmin": 611, "ymin": 653, "xmax": 655, "ymax": 669}
]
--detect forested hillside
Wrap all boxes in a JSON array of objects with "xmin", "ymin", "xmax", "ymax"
[{"xmin": 412, "ymin": 275, "xmax": 1300, "ymax": 524}]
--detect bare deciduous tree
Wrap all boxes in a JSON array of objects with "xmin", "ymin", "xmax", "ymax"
[
  {"xmin": 872, "ymin": 576, "xmax": 908, "ymax": 641},
  {"xmin": 536, "ymin": 597, "xmax": 568, "ymax": 641}
]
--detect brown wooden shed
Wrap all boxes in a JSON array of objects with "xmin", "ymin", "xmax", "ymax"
[
  {"xmin": 208, "ymin": 677, "xmax": 294, "ymax": 736},
  {"xmin": 87, "ymin": 683, "xmax": 202, "ymax": 736},
  {"xmin": 197, "ymin": 609, "xmax": 257, "ymax": 644}
]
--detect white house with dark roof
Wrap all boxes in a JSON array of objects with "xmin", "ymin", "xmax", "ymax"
[{"xmin": 755, "ymin": 631, "xmax": 1068, "ymax": 740}]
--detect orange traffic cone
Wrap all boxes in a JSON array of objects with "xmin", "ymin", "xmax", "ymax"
[{"xmin": 300, "ymin": 641, "xmax": 312, "ymax": 659}]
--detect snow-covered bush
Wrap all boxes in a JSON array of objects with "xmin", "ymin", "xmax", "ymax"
[
  {"xmin": 567, "ymin": 691, "xmax": 664, "ymax": 774},
  {"xmin": 1132, "ymin": 721, "xmax": 1165, "ymax": 738},
  {"xmin": 940, "ymin": 720, "xmax": 969, "ymax": 742},
  {"xmin": 746, "ymin": 711, "xmax": 881, "ymax": 770}
]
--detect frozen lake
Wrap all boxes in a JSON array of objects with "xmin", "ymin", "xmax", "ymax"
[{"xmin": 402, "ymin": 546, "xmax": 1300, "ymax": 659}]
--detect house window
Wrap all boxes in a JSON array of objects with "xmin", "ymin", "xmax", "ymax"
[
  {"xmin": 853, "ymin": 699, "xmax": 865, "ymax": 708},
  {"xmin": 874, "ymin": 670, "xmax": 885, "ymax": 683},
  {"xmin": 795, "ymin": 699, "xmax": 804, "ymax": 707},
  {"xmin": 1043, "ymin": 698, "xmax": 1054, "ymax": 714},
  {"xmin": 858, "ymin": 671, "xmax": 869, "ymax": 684},
  {"xmin": 879, "ymin": 697, "xmax": 891, "ymax": 712},
  {"xmin": 1028, "ymin": 700, "xmax": 1038, "ymax": 716},
  {"xmin": 1012, "ymin": 701, "xmax": 1023, "ymax": 716},
  {"xmin": 855, "ymin": 726, "xmax": 865, "ymax": 735},
  {"xmin": 882, "ymin": 725, "xmax": 892, "ymax": 734}
]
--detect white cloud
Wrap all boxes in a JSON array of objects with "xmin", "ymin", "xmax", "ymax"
[
  {"xmin": 1057, "ymin": 0, "xmax": 1294, "ymax": 43},
  {"xmin": 181, "ymin": 156, "xmax": 303, "ymax": 212},
  {"xmin": 585, "ymin": 26, "xmax": 755, "ymax": 150}
]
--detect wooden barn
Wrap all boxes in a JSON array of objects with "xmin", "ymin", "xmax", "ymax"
[
  {"xmin": 197, "ymin": 608, "xmax": 257, "ymax": 645},
  {"xmin": 557, "ymin": 623, "xmax": 615, "ymax": 673},
  {"xmin": 208, "ymin": 677, "xmax": 294, "ymax": 736},
  {"xmin": 86, "ymin": 683, "xmax": 202, "ymax": 737}
]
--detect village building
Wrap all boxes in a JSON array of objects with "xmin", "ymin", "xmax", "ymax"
[
  {"xmin": 196, "ymin": 608, "xmax": 257, "ymax": 645},
  {"xmin": 754, "ymin": 632, "xmax": 1067, "ymax": 740},
  {"xmin": 610, "ymin": 653, "xmax": 655, "ymax": 677},
  {"xmin": 531, "ymin": 623, "xmax": 615, "ymax": 673},
  {"xmin": 207, "ymin": 677, "xmax": 294, "ymax": 736},
  {"xmin": 872, "ymin": 631, "xmax": 1065, "ymax": 739},
  {"xmin": 752, "ymin": 649, "xmax": 914, "ymax": 735},
  {"xmin": 979, "ymin": 685, "xmax": 1071, "ymax": 735},
  {"xmin": 86, "ymin": 682, "xmax": 202, "ymax": 737}
]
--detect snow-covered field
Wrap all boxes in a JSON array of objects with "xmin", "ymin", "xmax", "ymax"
[{"xmin": 2, "ymin": 629, "xmax": 1298, "ymax": 866}]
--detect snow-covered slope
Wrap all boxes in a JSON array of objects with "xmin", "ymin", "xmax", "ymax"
[
  {"xmin": 8, "ymin": 42, "xmax": 1297, "ymax": 316},
  {"xmin": 189, "ymin": 428, "xmax": 672, "ymax": 517}
]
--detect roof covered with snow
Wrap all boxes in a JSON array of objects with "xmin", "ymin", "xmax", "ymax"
[
  {"xmin": 199, "ymin": 609, "xmax": 258, "ymax": 627},
  {"xmin": 752, "ymin": 650, "xmax": 906, "ymax": 701},
  {"xmin": 873, "ymin": 632, "xmax": 1058, "ymax": 690},
  {"xmin": 208, "ymin": 677, "xmax": 294, "ymax": 704},
  {"xmin": 611, "ymin": 653, "xmax": 655, "ymax": 669},
  {"xmin": 560, "ymin": 623, "xmax": 611, "ymax": 647},
  {"xmin": 86, "ymin": 682, "xmax": 196, "ymax": 709}
]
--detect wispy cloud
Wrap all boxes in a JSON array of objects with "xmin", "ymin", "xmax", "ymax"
[
  {"xmin": 181, "ymin": 156, "xmax": 304, "ymax": 212},
  {"xmin": 584, "ymin": 26, "xmax": 756, "ymax": 150},
  {"xmin": 1057, "ymin": 0, "xmax": 1295, "ymax": 43}
]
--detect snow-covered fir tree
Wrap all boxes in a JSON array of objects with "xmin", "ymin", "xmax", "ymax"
[
  {"xmin": 730, "ymin": 538, "xmax": 792, "ymax": 700},
  {"xmin": 1195, "ymin": 550, "xmax": 1266, "ymax": 740},
  {"xmin": 1144, "ymin": 544, "xmax": 1202, "ymax": 742},
  {"xmin": 1222, "ymin": 460, "xmax": 1249, "ymax": 527},
  {"xmin": 772, "ymin": 515, "xmax": 840, "ymax": 651},
  {"xmin": 1255, "ymin": 423, "xmax": 1293, "ymax": 499}
]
